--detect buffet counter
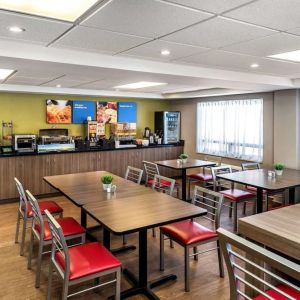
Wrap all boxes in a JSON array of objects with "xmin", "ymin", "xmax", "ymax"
[{"xmin": 0, "ymin": 144, "xmax": 183, "ymax": 201}]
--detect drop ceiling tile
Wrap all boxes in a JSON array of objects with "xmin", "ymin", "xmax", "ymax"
[
  {"xmin": 54, "ymin": 26, "xmax": 150, "ymax": 54},
  {"xmin": 6, "ymin": 76, "xmax": 52, "ymax": 85},
  {"xmin": 0, "ymin": 11, "xmax": 71, "ymax": 45},
  {"xmin": 41, "ymin": 78, "xmax": 93, "ymax": 88},
  {"xmin": 223, "ymin": 33, "xmax": 300, "ymax": 56},
  {"xmin": 165, "ymin": 0, "xmax": 254, "ymax": 14},
  {"xmin": 120, "ymin": 40, "xmax": 209, "ymax": 61},
  {"xmin": 162, "ymin": 17, "xmax": 275, "ymax": 48},
  {"xmin": 175, "ymin": 50, "xmax": 300, "ymax": 76},
  {"xmin": 82, "ymin": 0, "xmax": 213, "ymax": 38},
  {"xmin": 224, "ymin": 0, "xmax": 300, "ymax": 31}
]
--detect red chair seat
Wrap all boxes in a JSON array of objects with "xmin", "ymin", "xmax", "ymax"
[
  {"xmin": 35, "ymin": 217, "xmax": 86, "ymax": 241},
  {"xmin": 148, "ymin": 179, "xmax": 178, "ymax": 187},
  {"xmin": 55, "ymin": 242, "xmax": 121, "ymax": 280},
  {"xmin": 220, "ymin": 189, "xmax": 254, "ymax": 201},
  {"xmin": 23, "ymin": 200, "xmax": 63, "ymax": 217},
  {"xmin": 253, "ymin": 284, "xmax": 300, "ymax": 300},
  {"xmin": 246, "ymin": 186, "xmax": 267, "ymax": 194},
  {"xmin": 188, "ymin": 173, "xmax": 213, "ymax": 182},
  {"xmin": 160, "ymin": 220, "xmax": 217, "ymax": 245}
]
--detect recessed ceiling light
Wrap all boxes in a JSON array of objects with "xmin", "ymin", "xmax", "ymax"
[
  {"xmin": 9, "ymin": 26, "xmax": 25, "ymax": 33},
  {"xmin": 250, "ymin": 63, "xmax": 259, "ymax": 68},
  {"xmin": 114, "ymin": 81, "xmax": 168, "ymax": 90},
  {"xmin": 161, "ymin": 49, "xmax": 170, "ymax": 56},
  {"xmin": 0, "ymin": 0, "xmax": 99, "ymax": 22},
  {"xmin": 56, "ymin": 84, "xmax": 61, "ymax": 88},
  {"xmin": 269, "ymin": 50, "xmax": 300, "ymax": 62},
  {"xmin": 0, "ymin": 68, "xmax": 15, "ymax": 80}
]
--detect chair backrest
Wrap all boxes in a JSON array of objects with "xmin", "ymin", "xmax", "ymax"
[
  {"xmin": 143, "ymin": 161, "xmax": 159, "ymax": 184},
  {"xmin": 218, "ymin": 228, "xmax": 300, "ymax": 300},
  {"xmin": 211, "ymin": 166, "xmax": 234, "ymax": 191},
  {"xmin": 152, "ymin": 174, "xmax": 175, "ymax": 196},
  {"xmin": 192, "ymin": 186, "xmax": 223, "ymax": 229},
  {"xmin": 14, "ymin": 177, "xmax": 28, "ymax": 214},
  {"xmin": 26, "ymin": 190, "xmax": 44, "ymax": 240},
  {"xmin": 204, "ymin": 154, "xmax": 222, "ymax": 166},
  {"xmin": 45, "ymin": 209, "xmax": 70, "ymax": 280},
  {"xmin": 125, "ymin": 166, "xmax": 143, "ymax": 185},
  {"xmin": 241, "ymin": 162, "xmax": 260, "ymax": 171}
]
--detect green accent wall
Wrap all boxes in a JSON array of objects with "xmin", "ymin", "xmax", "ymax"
[{"xmin": 0, "ymin": 92, "xmax": 170, "ymax": 138}]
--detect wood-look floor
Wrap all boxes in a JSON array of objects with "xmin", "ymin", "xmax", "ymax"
[{"xmin": 0, "ymin": 192, "xmax": 257, "ymax": 300}]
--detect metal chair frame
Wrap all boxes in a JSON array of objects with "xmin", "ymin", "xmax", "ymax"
[
  {"xmin": 45, "ymin": 210, "xmax": 121, "ymax": 300},
  {"xmin": 14, "ymin": 177, "xmax": 63, "ymax": 256},
  {"xmin": 160, "ymin": 186, "xmax": 224, "ymax": 292},
  {"xmin": 218, "ymin": 228, "xmax": 300, "ymax": 300},
  {"xmin": 26, "ymin": 190, "xmax": 85, "ymax": 288},
  {"xmin": 125, "ymin": 166, "xmax": 144, "ymax": 185},
  {"xmin": 211, "ymin": 166, "xmax": 256, "ymax": 232}
]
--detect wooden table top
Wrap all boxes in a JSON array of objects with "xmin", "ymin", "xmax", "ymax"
[
  {"xmin": 239, "ymin": 204, "xmax": 300, "ymax": 260},
  {"xmin": 44, "ymin": 171, "xmax": 154, "ymax": 207},
  {"xmin": 217, "ymin": 168, "xmax": 300, "ymax": 191},
  {"xmin": 83, "ymin": 193, "xmax": 207, "ymax": 235},
  {"xmin": 155, "ymin": 159, "xmax": 216, "ymax": 170}
]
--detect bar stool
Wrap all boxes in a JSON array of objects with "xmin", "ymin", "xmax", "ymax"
[
  {"xmin": 14, "ymin": 177, "xmax": 63, "ymax": 256},
  {"xmin": 211, "ymin": 166, "xmax": 256, "ymax": 232},
  {"xmin": 26, "ymin": 190, "xmax": 86, "ymax": 288},
  {"xmin": 218, "ymin": 228, "xmax": 300, "ymax": 299},
  {"xmin": 45, "ymin": 210, "xmax": 122, "ymax": 300},
  {"xmin": 160, "ymin": 186, "xmax": 224, "ymax": 292}
]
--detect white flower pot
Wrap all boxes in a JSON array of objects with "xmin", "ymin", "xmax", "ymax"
[
  {"xmin": 181, "ymin": 158, "xmax": 188, "ymax": 163},
  {"xmin": 275, "ymin": 170, "xmax": 283, "ymax": 176},
  {"xmin": 102, "ymin": 183, "xmax": 112, "ymax": 191}
]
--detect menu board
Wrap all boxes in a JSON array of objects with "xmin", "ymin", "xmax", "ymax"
[
  {"xmin": 46, "ymin": 99, "xmax": 72, "ymax": 124},
  {"xmin": 96, "ymin": 102, "xmax": 117, "ymax": 124},
  {"xmin": 72, "ymin": 101, "xmax": 96, "ymax": 124},
  {"xmin": 118, "ymin": 102, "xmax": 137, "ymax": 123}
]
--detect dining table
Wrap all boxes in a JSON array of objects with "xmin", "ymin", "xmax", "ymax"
[
  {"xmin": 216, "ymin": 168, "xmax": 299, "ymax": 213},
  {"xmin": 83, "ymin": 192, "xmax": 207, "ymax": 300},
  {"xmin": 155, "ymin": 159, "xmax": 216, "ymax": 201}
]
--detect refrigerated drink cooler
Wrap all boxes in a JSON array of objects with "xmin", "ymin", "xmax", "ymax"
[{"xmin": 155, "ymin": 111, "xmax": 181, "ymax": 144}]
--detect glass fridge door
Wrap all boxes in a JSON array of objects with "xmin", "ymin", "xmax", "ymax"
[{"xmin": 164, "ymin": 112, "xmax": 180, "ymax": 144}]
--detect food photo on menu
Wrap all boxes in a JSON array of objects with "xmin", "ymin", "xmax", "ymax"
[
  {"xmin": 97, "ymin": 102, "xmax": 117, "ymax": 124},
  {"xmin": 46, "ymin": 99, "xmax": 72, "ymax": 124}
]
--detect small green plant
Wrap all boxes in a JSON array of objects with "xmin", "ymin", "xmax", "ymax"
[
  {"xmin": 179, "ymin": 153, "xmax": 188, "ymax": 159},
  {"xmin": 274, "ymin": 163, "xmax": 285, "ymax": 171},
  {"xmin": 101, "ymin": 175, "xmax": 113, "ymax": 184}
]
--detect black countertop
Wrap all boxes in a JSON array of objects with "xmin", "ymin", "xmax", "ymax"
[{"xmin": 0, "ymin": 143, "xmax": 183, "ymax": 158}]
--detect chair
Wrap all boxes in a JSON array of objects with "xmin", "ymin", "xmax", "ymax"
[
  {"xmin": 217, "ymin": 228, "xmax": 300, "ymax": 300},
  {"xmin": 160, "ymin": 186, "xmax": 224, "ymax": 292},
  {"xmin": 211, "ymin": 166, "xmax": 256, "ymax": 232},
  {"xmin": 151, "ymin": 174, "xmax": 176, "ymax": 239},
  {"xmin": 125, "ymin": 166, "xmax": 143, "ymax": 184},
  {"xmin": 241, "ymin": 162, "xmax": 286, "ymax": 211},
  {"xmin": 26, "ymin": 190, "xmax": 86, "ymax": 288},
  {"xmin": 143, "ymin": 161, "xmax": 179, "ymax": 197},
  {"xmin": 45, "ymin": 210, "xmax": 121, "ymax": 300},
  {"xmin": 14, "ymin": 177, "xmax": 63, "ymax": 256},
  {"xmin": 187, "ymin": 155, "xmax": 222, "ymax": 199}
]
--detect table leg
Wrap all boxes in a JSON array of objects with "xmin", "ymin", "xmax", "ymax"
[
  {"xmin": 289, "ymin": 188, "xmax": 295, "ymax": 204},
  {"xmin": 80, "ymin": 208, "xmax": 87, "ymax": 228},
  {"xmin": 257, "ymin": 188, "xmax": 263, "ymax": 213},
  {"xmin": 103, "ymin": 227, "xmax": 111, "ymax": 250},
  {"xmin": 182, "ymin": 168, "xmax": 187, "ymax": 201}
]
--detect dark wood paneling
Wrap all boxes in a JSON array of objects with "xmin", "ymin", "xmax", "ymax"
[{"xmin": 0, "ymin": 146, "xmax": 183, "ymax": 201}]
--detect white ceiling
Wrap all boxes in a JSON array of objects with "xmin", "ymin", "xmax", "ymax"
[{"xmin": 0, "ymin": 0, "xmax": 300, "ymax": 98}]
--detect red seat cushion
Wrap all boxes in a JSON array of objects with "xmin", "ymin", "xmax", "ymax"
[
  {"xmin": 35, "ymin": 217, "xmax": 86, "ymax": 241},
  {"xmin": 246, "ymin": 186, "xmax": 267, "ymax": 194},
  {"xmin": 160, "ymin": 220, "xmax": 217, "ymax": 245},
  {"xmin": 220, "ymin": 189, "xmax": 254, "ymax": 201},
  {"xmin": 55, "ymin": 242, "xmax": 121, "ymax": 280},
  {"xmin": 188, "ymin": 173, "xmax": 213, "ymax": 182},
  {"xmin": 253, "ymin": 284, "xmax": 300, "ymax": 300},
  {"xmin": 23, "ymin": 200, "xmax": 63, "ymax": 217},
  {"xmin": 148, "ymin": 179, "xmax": 178, "ymax": 187}
]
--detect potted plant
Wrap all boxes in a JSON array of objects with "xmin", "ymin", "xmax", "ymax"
[
  {"xmin": 101, "ymin": 175, "xmax": 113, "ymax": 191},
  {"xmin": 274, "ymin": 163, "xmax": 284, "ymax": 176},
  {"xmin": 179, "ymin": 153, "xmax": 189, "ymax": 164}
]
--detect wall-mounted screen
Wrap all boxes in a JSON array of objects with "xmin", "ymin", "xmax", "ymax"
[
  {"xmin": 72, "ymin": 101, "xmax": 96, "ymax": 124},
  {"xmin": 96, "ymin": 102, "xmax": 117, "ymax": 124},
  {"xmin": 118, "ymin": 102, "xmax": 137, "ymax": 123},
  {"xmin": 46, "ymin": 99, "xmax": 72, "ymax": 124}
]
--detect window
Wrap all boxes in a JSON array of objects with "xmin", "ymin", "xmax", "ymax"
[{"xmin": 196, "ymin": 99, "xmax": 263, "ymax": 162}]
